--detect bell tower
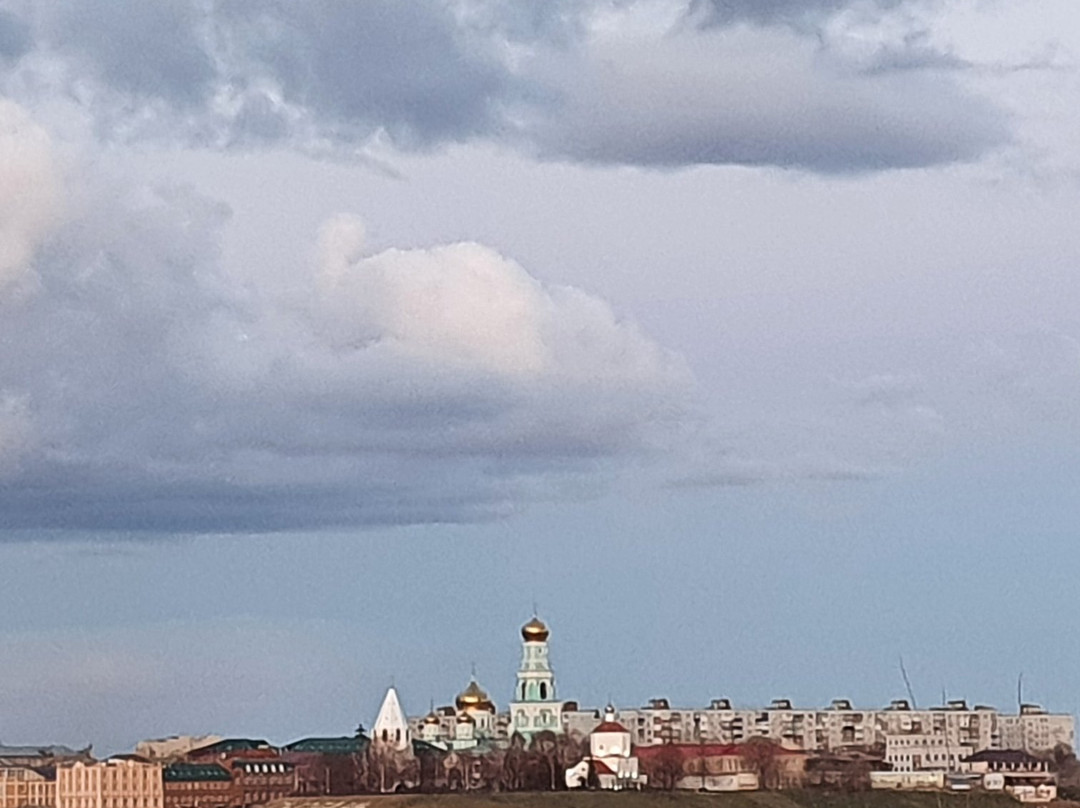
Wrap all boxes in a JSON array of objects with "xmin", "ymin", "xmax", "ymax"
[{"xmin": 510, "ymin": 615, "xmax": 562, "ymax": 739}]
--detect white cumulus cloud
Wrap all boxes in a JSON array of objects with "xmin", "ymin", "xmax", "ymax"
[
  {"xmin": 0, "ymin": 97, "xmax": 61, "ymax": 293},
  {"xmin": 0, "ymin": 138, "xmax": 692, "ymax": 534}
]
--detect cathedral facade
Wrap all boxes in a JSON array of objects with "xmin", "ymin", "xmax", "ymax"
[
  {"xmin": 509, "ymin": 617, "xmax": 563, "ymax": 740},
  {"xmin": 392, "ymin": 615, "xmax": 566, "ymax": 753}
]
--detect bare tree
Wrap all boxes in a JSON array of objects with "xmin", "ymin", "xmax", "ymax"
[
  {"xmin": 501, "ymin": 735, "xmax": 528, "ymax": 791},
  {"xmin": 531, "ymin": 731, "xmax": 561, "ymax": 791},
  {"xmin": 740, "ymin": 738, "xmax": 783, "ymax": 790},
  {"xmin": 642, "ymin": 743, "xmax": 683, "ymax": 791}
]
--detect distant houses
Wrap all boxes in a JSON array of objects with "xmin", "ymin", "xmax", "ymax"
[{"xmin": 2, "ymin": 616, "xmax": 1075, "ymax": 803}]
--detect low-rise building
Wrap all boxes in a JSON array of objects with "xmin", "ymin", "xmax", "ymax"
[
  {"xmin": 636, "ymin": 740, "xmax": 807, "ymax": 790},
  {"xmin": 57, "ymin": 757, "xmax": 164, "ymax": 808},
  {"xmin": 227, "ymin": 759, "xmax": 294, "ymax": 806},
  {"xmin": 885, "ymin": 733, "xmax": 973, "ymax": 772},
  {"xmin": 185, "ymin": 742, "xmax": 278, "ymax": 765},
  {"xmin": 968, "ymin": 750, "xmax": 1058, "ymax": 804},
  {"xmin": 137, "ymin": 738, "xmax": 224, "ymax": 763},
  {"xmin": 871, "ymin": 770, "xmax": 946, "ymax": 790},
  {"xmin": 280, "ymin": 737, "xmax": 368, "ymax": 796},
  {"xmin": 162, "ymin": 763, "xmax": 235, "ymax": 808},
  {"xmin": 0, "ymin": 747, "xmax": 92, "ymax": 769},
  {"xmin": 0, "ymin": 765, "xmax": 56, "ymax": 808}
]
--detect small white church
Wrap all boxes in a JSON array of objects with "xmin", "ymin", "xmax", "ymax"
[{"xmin": 565, "ymin": 705, "xmax": 645, "ymax": 790}]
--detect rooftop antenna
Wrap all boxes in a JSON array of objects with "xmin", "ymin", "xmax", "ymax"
[
  {"xmin": 899, "ymin": 655, "xmax": 918, "ymax": 709},
  {"xmin": 471, "ymin": 661, "xmax": 478, "ymax": 680},
  {"xmin": 1018, "ymin": 673, "xmax": 1027, "ymax": 753}
]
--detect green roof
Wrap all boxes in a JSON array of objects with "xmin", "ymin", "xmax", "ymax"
[
  {"xmin": 190, "ymin": 739, "xmax": 271, "ymax": 755},
  {"xmin": 163, "ymin": 764, "xmax": 231, "ymax": 782},
  {"xmin": 282, "ymin": 737, "xmax": 368, "ymax": 755}
]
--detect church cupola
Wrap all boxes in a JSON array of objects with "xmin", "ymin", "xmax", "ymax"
[
  {"xmin": 510, "ymin": 614, "xmax": 563, "ymax": 740},
  {"xmin": 521, "ymin": 616, "xmax": 550, "ymax": 642}
]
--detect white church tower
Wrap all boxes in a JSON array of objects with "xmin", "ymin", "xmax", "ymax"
[
  {"xmin": 372, "ymin": 686, "xmax": 411, "ymax": 751},
  {"xmin": 510, "ymin": 616, "xmax": 563, "ymax": 740}
]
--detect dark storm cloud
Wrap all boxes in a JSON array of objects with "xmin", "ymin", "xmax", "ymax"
[
  {"xmin": 525, "ymin": 24, "xmax": 1009, "ymax": 174},
  {"xmin": 40, "ymin": 0, "xmax": 216, "ymax": 106},
  {"xmin": 0, "ymin": 0, "xmax": 1009, "ymax": 173},
  {"xmin": 217, "ymin": 0, "xmax": 514, "ymax": 146},
  {"xmin": 690, "ymin": 0, "xmax": 906, "ymax": 27},
  {"xmin": 0, "ymin": 8, "xmax": 29, "ymax": 61}
]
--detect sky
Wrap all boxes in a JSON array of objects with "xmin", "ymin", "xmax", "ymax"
[{"xmin": 1, "ymin": 0, "xmax": 1079, "ymax": 755}]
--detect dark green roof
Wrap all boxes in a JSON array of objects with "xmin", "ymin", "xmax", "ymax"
[
  {"xmin": 411, "ymin": 739, "xmax": 443, "ymax": 756},
  {"xmin": 163, "ymin": 763, "xmax": 231, "ymax": 782},
  {"xmin": 282, "ymin": 737, "xmax": 368, "ymax": 754},
  {"xmin": 190, "ymin": 739, "xmax": 272, "ymax": 755}
]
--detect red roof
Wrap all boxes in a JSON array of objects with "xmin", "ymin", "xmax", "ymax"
[
  {"xmin": 591, "ymin": 759, "xmax": 616, "ymax": 776},
  {"xmin": 637, "ymin": 743, "xmax": 805, "ymax": 761},
  {"xmin": 592, "ymin": 721, "xmax": 630, "ymax": 734}
]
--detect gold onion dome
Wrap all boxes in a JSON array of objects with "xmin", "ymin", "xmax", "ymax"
[
  {"xmin": 455, "ymin": 679, "xmax": 495, "ymax": 712},
  {"xmin": 521, "ymin": 616, "xmax": 549, "ymax": 642},
  {"xmin": 423, "ymin": 711, "xmax": 440, "ymax": 726},
  {"xmin": 456, "ymin": 712, "xmax": 475, "ymax": 725}
]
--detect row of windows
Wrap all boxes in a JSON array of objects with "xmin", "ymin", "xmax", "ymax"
[
  {"xmin": 239, "ymin": 764, "xmax": 288, "ymax": 775},
  {"xmin": 60, "ymin": 799, "xmax": 161, "ymax": 808},
  {"xmin": 165, "ymin": 782, "xmax": 229, "ymax": 791},
  {"xmin": 514, "ymin": 709, "xmax": 555, "ymax": 727}
]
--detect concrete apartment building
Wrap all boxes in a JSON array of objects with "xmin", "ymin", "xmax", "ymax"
[
  {"xmin": 562, "ymin": 698, "xmax": 1074, "ymax": 755},
  {"xmin": 0, "ymin": 766, "xmax": 56, "ymax": 808},
  {"xmin": 57, "ymin": 758, "xmax": 163, "ymax": 808},
  {"xmin": 884, "ymin": 733, "xmax": 974, "ymax": 772}
]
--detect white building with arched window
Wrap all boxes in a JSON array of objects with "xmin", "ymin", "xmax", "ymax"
[{"xmin": 509, "ymin": 616, "xmax": 563, "ymax": 740}]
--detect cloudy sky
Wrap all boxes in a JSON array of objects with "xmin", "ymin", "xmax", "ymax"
[{"xmin": 1, "ymin": 0, "xmax": 1079, "ymax": 754}]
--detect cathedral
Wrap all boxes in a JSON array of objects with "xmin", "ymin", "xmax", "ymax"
[
  {"xmin": 509, "ymin": 616, "xmax": 563, "ymax": 739},
  {"xmin": 379, "ymin": 615, "xmax": 565, "ymax": 753}
]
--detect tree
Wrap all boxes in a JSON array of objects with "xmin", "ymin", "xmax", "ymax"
[
  {"xmin": 480, "ymin": 749, "xmax": 506, "ymax": 792},
  {"xmin": 556, "ymin": 734, "xmax": 585, "ymax": 779},
  {"xmin": 501, "ymin": 735, "xmax": 528, "ymax": 791},
  {"xmin": 531, "ymin": 731, "xmax": 561, "ymax": 791},
  {"xmin": 740, "ymin": 737, "xmax": 783, "ymax": 790},
  {"xmin": 642, "ymin": 743, "xmax": 683, "ymax": 790}
]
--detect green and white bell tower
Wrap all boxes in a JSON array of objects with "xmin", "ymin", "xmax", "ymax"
[{"xmin": 509, "ymin": 615, "xmax": 563, "ymax": 740}]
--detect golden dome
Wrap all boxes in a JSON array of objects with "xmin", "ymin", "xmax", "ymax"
[
  {"xmin": 455, "ymin": 679, "xmax": 495, "ymax": 712},
  {"xmin": 521, "ymin": 616, "xmax": 549, "ymax": 642},
  {"xmin": 456, "ymin": 712, "xmax": 475, "ymax": 725},
  {"xmin": 422, "ymin": 711, "xmax": 440, "ymax": 726}
]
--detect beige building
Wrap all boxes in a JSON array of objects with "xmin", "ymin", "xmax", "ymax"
[
  {"xmin": 135, "ymin": 737, "xmax": 222, "ymax": 762},
  {"xmin": 58, "ymin": 758, "xmax": 163, "ymax": 808},
  {"xmin": 884, "ymin": 733, "xmax": 973, "ymax": 772},
  {"xmin": 0, "ymin": 766, "xmax": 56, "ymax": 808}
]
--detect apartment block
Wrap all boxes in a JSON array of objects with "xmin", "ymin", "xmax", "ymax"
[{"xmin": 563, "ymin": 697, "xmax": 1073, "ymax": 755}]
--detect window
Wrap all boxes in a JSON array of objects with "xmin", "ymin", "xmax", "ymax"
[{"xmin": 539, "ymin": 683, "xmax": 547, "ymax": 699}]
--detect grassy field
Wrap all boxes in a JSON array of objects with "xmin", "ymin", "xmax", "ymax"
[{"xmin": 272, "ymin": 790, "xmax": 1029, "ymax": 808}]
